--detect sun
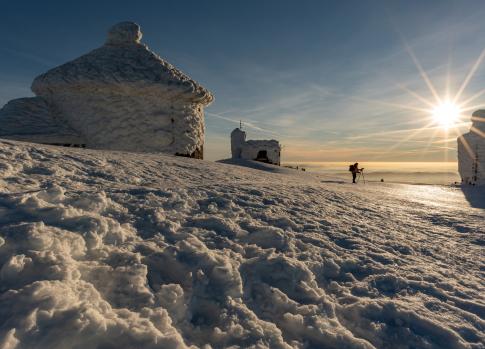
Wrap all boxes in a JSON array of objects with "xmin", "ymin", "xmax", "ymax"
[{"xmin": 431, "ymin": 101, "xmax": 461, "ymax": 129}]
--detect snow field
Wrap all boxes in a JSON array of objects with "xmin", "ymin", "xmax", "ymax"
[{"xmin": 0, "ymin": 140, "xmax": 483, "ymax": 349}]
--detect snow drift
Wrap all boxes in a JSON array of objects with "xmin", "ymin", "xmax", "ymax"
[{"xmin": 0, "ymin": 140, "xmax": 483, "ymax": 349}]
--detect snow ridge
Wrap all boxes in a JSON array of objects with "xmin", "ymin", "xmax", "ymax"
[{"xmin": 0, "ymin": 141, "xmax": 483, "ymax": 349}]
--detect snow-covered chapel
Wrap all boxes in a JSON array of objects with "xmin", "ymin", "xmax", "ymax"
[
  {"xmin": 231, "ymin": 127, "xmax": 281, "ymax": 165},
  {"xmin": 0, "ymin": 22, "xmax": 213, "ymax": 159},
  {"xmin": 458, "ymin": 109, "xmax": 485, "ymax": 186}
]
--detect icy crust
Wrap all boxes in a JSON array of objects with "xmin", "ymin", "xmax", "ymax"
[
  {"xmin": 34, "ymin": 86, "xmax": 205, "ymax": 154},
  {"xmin": 32, "ymin": 28, "xmax": 213, "ymax": 104},
  {"xmin": 458, "ymin": 132, "xmax": 485, "ymax": 185},
  {"xmin": 0, "ymin": 140, "xmax": 484, "ymax": 349},
  {"xmin": 0, "ymin": 97, "xmax": 84, "ymax": 145},
  {"xmin": 21, "ymin": 22, "xmax": 212, "ymax": 155},
  {"xmin": 458, "ymin": 110, "xmax": 485, "ymax": 185},
  {"xmin": 471, "ymin": 110, "xmax": 485, "ymax": 132},
  {"xmin": 106, "ymin": 21, "xmax": 143, "ymax": 46},
  {"xmin": 0, "ymin": 22, "xmax": 212, "ymax": 156}
]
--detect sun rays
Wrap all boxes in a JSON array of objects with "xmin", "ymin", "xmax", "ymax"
[
  {"xmin": 343, "ymin": 41, "xmax": 485, "ymax": 161},
  {"xmin": 432, "ymin": 101, "xmax": 461, "ymax": 129},
  {"xmin": 403, "ymin": 44, "xmax": 484, "ymax": 130}
]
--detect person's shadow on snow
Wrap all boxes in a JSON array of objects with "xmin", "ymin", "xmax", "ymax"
[{"xmin": 461, "ymin": 186, "xmax": 485, "ymax": 209}]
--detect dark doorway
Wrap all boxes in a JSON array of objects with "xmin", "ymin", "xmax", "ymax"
[{"xmin": 255, "ymin": 150, "xmax": 270, "ymax": 163}]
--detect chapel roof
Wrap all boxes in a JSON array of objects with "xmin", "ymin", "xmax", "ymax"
[{"xmin": 32, "ymin": 22, "xmax": 213, "ymax": 104}]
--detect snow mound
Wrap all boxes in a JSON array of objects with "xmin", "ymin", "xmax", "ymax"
[{"xmin": 0, "ymin": 140, "xmax": 483, "ymax": 349}]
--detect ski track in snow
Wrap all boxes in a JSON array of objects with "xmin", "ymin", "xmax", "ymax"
[{"xmin": 0, "ymin": 140, "xmax": 483, "ymax": 349}]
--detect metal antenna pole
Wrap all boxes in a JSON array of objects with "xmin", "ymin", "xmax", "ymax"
[{"xmin": 356, "ymin": 170, "xmax": 365, "ymax": 184}]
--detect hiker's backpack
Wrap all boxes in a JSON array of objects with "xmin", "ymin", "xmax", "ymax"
[{"xmin": 349, "ymin": 164, "xmax": 354, "ymax": 172}]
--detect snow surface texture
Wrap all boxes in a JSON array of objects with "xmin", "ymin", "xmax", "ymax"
[
  {"xmin": 231, "ymin": 128, "xmax": 281, "ymax": 165},
  {"xmin": 0, "ymin": 140, "xmax": 483, "ymax": 349},
  {"xmin": 458, "ymin": 110, "xmax": 485, "ymax": 185},
  {"xmin": 0, "ymin": 22, "xmax": 213, "ymax": 156}
]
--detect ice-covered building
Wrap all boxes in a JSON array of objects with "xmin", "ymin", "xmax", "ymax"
[
  {"xmin": 0, "ymin": 21, "xmax": 213, "ymax": 159},
  {"xmin": 458, "ymin": 109, "xmax": 485, "ymax": 185},
  {"xmin": 231, "ymin": 127, "xmax": 281, "ymax": 165}
]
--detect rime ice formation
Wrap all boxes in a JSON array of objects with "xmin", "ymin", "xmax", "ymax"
[
  {"xmin": 231, "ymin": 128, "xmax": 281, "ymax": 165},
  {"xmin": 0, "ymin": 21, "xmax": 213, "ymax": 158},
  {"xmin": 458, "ymin": 109, "xmax": 485, "ymax": 185},
  {"xmin": 0, "ymin": 98, "xmax": 85, "ymax": 146},
  {"xmin": 0, "ymin": 140, "xmax": 483, "ymax": 348}
]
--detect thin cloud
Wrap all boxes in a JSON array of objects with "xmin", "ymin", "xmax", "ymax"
[
  {"xmin": 1, "ymin": 47, "xmax": 54, "ymax": 67},
  {"xmin": 206, "ymin": 111, "xmax": 280, "ymax": 136}
]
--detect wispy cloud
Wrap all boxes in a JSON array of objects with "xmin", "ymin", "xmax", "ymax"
[
  {"xmin": 0, "ymin": 47, "xmax": 54, "ymax": 67},
  {"xmin": 206, "ymin": 111, "xmax": 281, "ymax": 136}
]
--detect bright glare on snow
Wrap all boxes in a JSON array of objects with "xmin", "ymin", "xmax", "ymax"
[{"xmin": 0, "ymin": 140, "xmax": 483, "ymax": 349}]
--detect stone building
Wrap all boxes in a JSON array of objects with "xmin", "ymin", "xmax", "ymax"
[
  {"xmin": 231, "ymin": 127, "xmax": 281, "ymax": 165},
  {"xmin": 458, "ymin": 109, "xmax": 485, "ymax": 185},
  {"xmin": 0, "ymin": 22, "xmax": 213, "ymax": 159}
]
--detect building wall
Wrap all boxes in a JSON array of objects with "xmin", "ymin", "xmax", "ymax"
[
  {"xmin": 37, "ymin": 85, "xmax": 205, "ymax": 158},
  {"xmin": 240, "ymin": 141, "xmax": 280, "ymax": 165},
  {"xmin": 458, "ymin": 111, "xmax": 485, "ymax": 186},
  {"xmin": 458, "ymin": 132, "xmax": 484, "ymax": 185},
  {"xmin": 231, "ymin": 128, "xmax": 246, "ymax": 159},
  {"xmin": 230, "ymin": 128, "xmax": 281, "ymax": 165},
  {"xmin": 0, "ymin": 97, "xmax": 85, "ymax": 145}
]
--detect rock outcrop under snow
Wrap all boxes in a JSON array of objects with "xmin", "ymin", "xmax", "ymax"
[
  {"xmin": 0, "ymin": 140, "xmax": 483, "ymax": 349},
  {"xmin": 0, "ymin": 22, "xmax": 213, "ymax": 158},
  {"xmin": 458, "ymin": 109, "xmax": 485, "ymax": 185}
]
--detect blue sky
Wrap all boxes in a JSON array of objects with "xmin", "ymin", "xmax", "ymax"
[{"xmin": 1, "ymin": 0, "xmax": 485, "ymax": 161}]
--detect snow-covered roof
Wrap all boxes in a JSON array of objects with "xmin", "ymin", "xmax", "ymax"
[
  {"xmin": 31, "ymin": 22, "xmax": 213, "ymax": 104},
  {"xmin": 231, "ymin": 127, "xmax": 246, "ymax": 135},
  {"xmin": 0, "ymin": 97, "xmax": 85, "ymax": 144},
  {"xmin": 471, "ymin": 109, "xmax": 485, "ymax": 132}
]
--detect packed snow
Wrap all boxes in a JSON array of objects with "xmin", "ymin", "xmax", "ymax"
[{"xmin": 0, "ymin": 140, "xmax": 483, "ymax": 349}]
